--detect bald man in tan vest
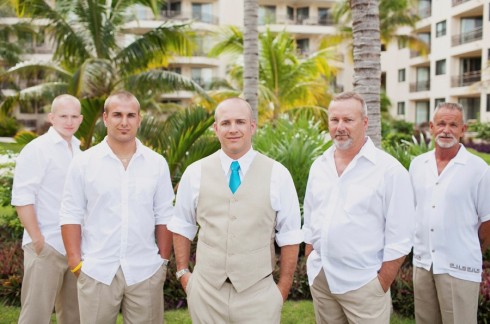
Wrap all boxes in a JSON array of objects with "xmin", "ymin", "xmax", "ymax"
[{"xmin": 168, "ymin": 98, "xmax": 303, "ymax": 323}]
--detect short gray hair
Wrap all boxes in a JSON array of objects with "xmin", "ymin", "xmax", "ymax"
[
  {"xmin": 330, "ymin": 91, "xmax": 368, "ymax": 117},
  {"xmin": 433, "ymin": 102, "xmax": 465, "ymax": 123}
]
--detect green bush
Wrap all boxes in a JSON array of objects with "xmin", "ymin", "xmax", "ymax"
[
  {"xmin": 0, "ymin": 117, "xmax": 20, "ymax": 137},
  {"xmin": 468, "ymin": 121, "xmax": 490, "ymax": 141},
  {"xmin": 14, "ymin": 130, "xmax": 38, "ymax": 145}
]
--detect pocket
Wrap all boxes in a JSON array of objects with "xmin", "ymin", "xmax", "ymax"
[
  {"xmin": 185, "ymin": 273, "xmax": 194, "ymax": 295},
  {"xmin": 373, "ymin": 277, "xmax": 386, "ymax": 296}
]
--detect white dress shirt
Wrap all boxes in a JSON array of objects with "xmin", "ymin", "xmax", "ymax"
[
  {"xmin": 12, "ymin": 127, "xmax": 81, "ymax": 254},
  {"xmin": 168, "ymin": 148, "xmax": 303, "ymax": 246},
  {"xmin": 303, "ymin": 138, "xmax": 414, "ymax": 294},
  {"xmin": 60, "ymin": 138, "xmax": 174, "ymax": 285},
  {"xmin": 410, "ymin": 145, "xmax": 490, "ymax": 282}
]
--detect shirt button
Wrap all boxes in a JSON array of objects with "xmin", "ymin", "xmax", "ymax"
[
  {"xmin": 435, "ymin": 182, "xmax": 439, "ymax": 185},
  {"xmin": 431, "ymin": 228, "xmax": 434, "ymax": 232},
  {"xmin": 432, "ymin": 205, "xmax": 436, "ymax": 208},
  {"xmin": 432, "ymin": 249, "xmax": 435, "ymax": 253}
]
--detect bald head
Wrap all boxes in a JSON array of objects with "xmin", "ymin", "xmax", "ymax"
[
  {"xmin": 214, "ymin": 98, "xmax": 254, "ymax": 123},
  {"xmin": 51, "ymin": 94, "xmax": 81, "ymax": 114}
]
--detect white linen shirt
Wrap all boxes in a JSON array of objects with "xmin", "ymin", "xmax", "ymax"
[
  {"xmin": 410, "ymin": 145, "xmax": 490, "ymax": 282},
  {"xmin": 167, "ymin": 148, "xmax": 303, "ymax": 246},
  {"xmin": 59, "ymin": 138, "xmax": 174, "ymax": 286},
  {"xmin": 303, "ymin": 138, "xmax": 415, "ymax": 294},
  {"xmin": 11, "ymin": 127, "xmax": 81, "ymax": 254}
]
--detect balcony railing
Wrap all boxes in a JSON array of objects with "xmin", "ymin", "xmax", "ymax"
[
  {"xmin": 259, "ymin": 14, "xmax": 335, "ymax": 26},
  {"xmin": 452, "ymin": 27, "xmax": 483, "ymax": 46},
  {"xmin": 451, "ymin": 70, "xmax": 481, "ymax": 87},
  {"xmin": 409, "ymin": 80, "xmax": 431, "ymax": 92},
  {"xmin": 160, "ymin": 10, "xmax": 219, "ymax": 24},
  {"xmin": 452, "ymin": 0, "xmax": 471, "ymax": 6}
]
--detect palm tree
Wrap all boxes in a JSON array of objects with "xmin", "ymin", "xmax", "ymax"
[
  {"xmin": 209, "ymin": 27, "xmax": 335, "ymax": 123},
  {"xmin": 350, "ymin": 0, "xmax": 382, "ymax": 146},
  {"xmin": 1, "ymin": 0, "xmax": 209, "ymax": 148},
  {"xmin": 243, "ymin": 0, "xmax": 259, "ymax": 120}
]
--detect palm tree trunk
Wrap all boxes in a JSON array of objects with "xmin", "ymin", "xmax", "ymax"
[
  {"xmin": 350, "ymin": 0, "xmax": 382, "ymax": 147},
  {"xmin": 243, "ymin": 0, "xmax": 259, "ymax": 121}
]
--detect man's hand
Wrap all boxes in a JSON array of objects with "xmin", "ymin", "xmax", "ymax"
[
  {"xmin": 276, "ymin": 282, "xmax": 290, "ymax": 301},
  {"xmin": 32, "ymin": 234, "xmax": 45, "ymax": 255},
  {"xmin": 68, "ymin": 258, "xmax": 82, "ymax": 277},
  {"xmin": 180, "ymin": 272, "xmax": 192, "ymax": 292},
  {"xmin": 377, "ymin": 273, "xmax": 391, "ymax": 293}
]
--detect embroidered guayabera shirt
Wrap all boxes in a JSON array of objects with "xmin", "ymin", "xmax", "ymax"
[{"xmin": 410, "ymin": 145, "xmax": 490, "ymax": 283}]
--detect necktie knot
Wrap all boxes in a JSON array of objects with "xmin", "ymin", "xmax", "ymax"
[{"xmin": 229, "ymin": 161, "xmax": 241, "ymax": 193}]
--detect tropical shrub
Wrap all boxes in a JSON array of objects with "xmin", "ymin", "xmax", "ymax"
[
  {"xmin": 254, "ymin": 114, "xmax": 331, "ymax": 205},
  {"xmin": 468, "ymin": 121, "xmax": 490, "ymax": 141},
  {"xmin": 0, "ymin": 117, "xmax": 20, "ymax": 137},
  {"xmin": 383, "ymin": 134, "xmax": 433, "ymax": 170}
]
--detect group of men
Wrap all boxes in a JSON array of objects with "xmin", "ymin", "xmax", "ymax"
[{"xmin": 11, "ymin": 90, "xmax": 490, "ymax": 324}]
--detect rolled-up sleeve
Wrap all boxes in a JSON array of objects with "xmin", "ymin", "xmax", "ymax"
[
  {"xmin": 383, "ymin": 165, "xmax": 415, "ymax": 261},
  {"xmin": 167, "ymin": 162, "xmax": 199, "ymax": 240},
  {"xmin": 11, "ymin": 144, "xmax": 45, "ymax": 206},
  {"xmin": 59, "ymin": 156, "xmax": 86, "ymax": 225},
  {"xmin": 272, "ymin": 162, "xmax": 303, "ymax": 247},
  {"xmin": 154, "ymin": 157, "xmax": 175, "ymax": 225}
]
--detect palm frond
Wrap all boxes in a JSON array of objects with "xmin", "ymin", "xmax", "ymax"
[{"xmin": 75, "ymin": 97, "xmax": 106, "ymax": 149}]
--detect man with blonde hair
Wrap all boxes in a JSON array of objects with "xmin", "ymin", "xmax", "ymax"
[
  {"xmin": 12, "ymin": 94, "xmax": 83, "ymax": 324},
  {"xmin": 303, "ymin": 91, "xmax": 414, "ymax": 323},
  {"xmin": 169, "ymin": 97, "xmax": 302, "ymax": 323}
]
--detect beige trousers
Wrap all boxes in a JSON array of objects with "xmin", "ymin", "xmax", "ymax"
[
  {"xmin": 186, "ymin": 271, "xmax": 283, "ymax": 324},
  {"xmin": 19, "ymin": 242, "xmax": 79, "ymax": 324},
  {"xmin": 413, "ymin": 266, "xmax": 479, "ymax": 324},
  {"xmin": 310, "ymin": 268, "xmax": 391, "ymax": 324},
  {"xmin": 77, "ymin": 265, "xmax": 167, "ymax": 324}
]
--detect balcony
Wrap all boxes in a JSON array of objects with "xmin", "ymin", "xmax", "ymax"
[
  {"xmin": 452, "ymin": 27, "xmax": 482, "ymax": 46},
  {"xmin": 452, "ymin": 0, "xmax": 471, "ymax": 6},
  {"xmin": 451, "ymin": 70, "xmax": 481, "ymax": 87},
  {"xmin": 418, "ymin": 6, "xmax": 431, "ymax": 19},
  {"xmin": 259, "ymin": 15, "xmax": 334, "ymax": 26},
  {"xmin": 159, "ymin": 10, "xmax": 219, "ymax": 25},
  {"xmin": 410, "ymin": 80, "xmax": 430, "ymax": 92}
]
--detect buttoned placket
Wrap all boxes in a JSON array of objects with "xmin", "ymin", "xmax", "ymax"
[{"xmin": 119, "ymin": 157, "xmax": 130, "ymax": 273}]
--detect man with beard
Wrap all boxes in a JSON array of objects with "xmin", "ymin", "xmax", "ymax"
[
  {"xmin": 409, "ymin": 102, "xmax": 490, "ymax": 324},
  {"xmin": 302, "ymin": 91, "xmax": 414, "ymax": 323}
]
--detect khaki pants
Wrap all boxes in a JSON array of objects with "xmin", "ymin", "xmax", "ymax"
[
  {"xmin": 413, "ymin": 266, "xmax": 479, "ymax": 324},
  {"xmin": 186, "ymin": 271, "xmax": 283, "ymax": 324},
  {"xmin": 310, "ymin": 268, "xmax": 391, "ymax": 324},
  {"xmin": 19, "ymin": 243, "xmax": 79, "ymax": 324},
  {"xmin": 77, "ymin": 265, "xmax": 167, "ymax": 324}
]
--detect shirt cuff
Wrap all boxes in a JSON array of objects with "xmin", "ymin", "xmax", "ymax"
[
  {"xmin": 167, "ymin": 217, "xmax": 198, "ymax": 241},
  {"xmin": 480, "ymin": 213, "xmax": 490, "ymax": 223},
  {"xmin": 11, "ymin": 196, "xmax": 35, "ymax": 206},
  {"xmin": 59, "ymin": 214, "xmax": 83, "ymax": 226},
  {"xmin": 383, "ymin": 241, "xmax": 412, "ymax": 262},
  {"xmin": 275, "ymin": 229, "xmax": 303, "ymax": 247}
]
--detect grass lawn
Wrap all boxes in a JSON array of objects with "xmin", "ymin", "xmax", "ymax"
[
  {"xmin": 467, "ymin": 148, "xmax": 490, "ymax": 164},
  {"xmin": 0, "ymin": 301, "xmax": 414, "ymax": 323}
]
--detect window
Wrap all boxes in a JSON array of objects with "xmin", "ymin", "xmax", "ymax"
[
  {"xmin": 397, "ymin": 102, "xmax": 405, "ymax": 115},
  {"xmin": 434, "ymin": 98, "xmax": 445, "ymax": 109},
  {"xmin": 398, "ymin": 69, "xmax": 406, "ymax": 82},
  {"xmin": 487, "ymin": 94, "xmax": 490, "ymax": 112},
  {"xmin": 318, "ymin": 8, "xmax": 332, "ymax": 25},
  {"xmin": 192, "ymin": 3, "xmax": 213, "ymax": 23},
  {"xmin": 297, "ymin": 7, "xmax": 309, "ymax": 23},
  {"xmin": 415, "ymin": 101, "xmax": 430, "ymax": 124},
  {"xmin": 259, "ymin": 6, "xmax": 276, "ymax": 24},
  {"xmin": 287, "ymin": 6, "xmax": 294, "ymax": 21},
  {"xmin": 398, "ymin": 38, "xmax": 407, "ymax": 49},
  {"xmin": 191, "ymin": 68, "xmax": 213, "ymax": 88},
  {"xmin": 436, "ymin": 20, "xmax": 446, "ymax": 37},
  {"xmin": 435, "ymin": 59, "xmax": 446, "ymax": 75},
  {"xmin": 296, "ymin": 39, "xmax": 309, "ymax": 56},
  {"xmin": 458, "ymin": 97, "xmax": 480, "ymax": 120}
]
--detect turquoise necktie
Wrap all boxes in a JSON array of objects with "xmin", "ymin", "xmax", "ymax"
[{"xmin": 229, "ymin": 161, "xmax": 241, "ymax": 193}]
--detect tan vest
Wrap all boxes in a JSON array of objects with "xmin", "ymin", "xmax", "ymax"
[{"xmin": 195, "ymin": 152, "xmax": 276, "ymax": 293}]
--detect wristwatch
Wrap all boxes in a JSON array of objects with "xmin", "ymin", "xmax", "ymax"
[{"xmin": 176, "ymin": 268, "xmax": 190, "ymax": 280}]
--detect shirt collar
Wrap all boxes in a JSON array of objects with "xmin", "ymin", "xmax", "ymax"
[
  {"xmin": 47, "ymin": 126, "xmax": 81, "ymax": 147},
  {"xmin": 323, "ymin": 137, "xmax": 377, "ymax": 165},
  {"xmin": 100, "ymin": 136, "xmax": 145, "ymax": 160},
  {"xmin": 219, "ymin": 147, "xmax": 256, "ymax": 175},
  {"xmin": 425, "ymin": 144, "xmax": 469, "ymax": 165}
]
